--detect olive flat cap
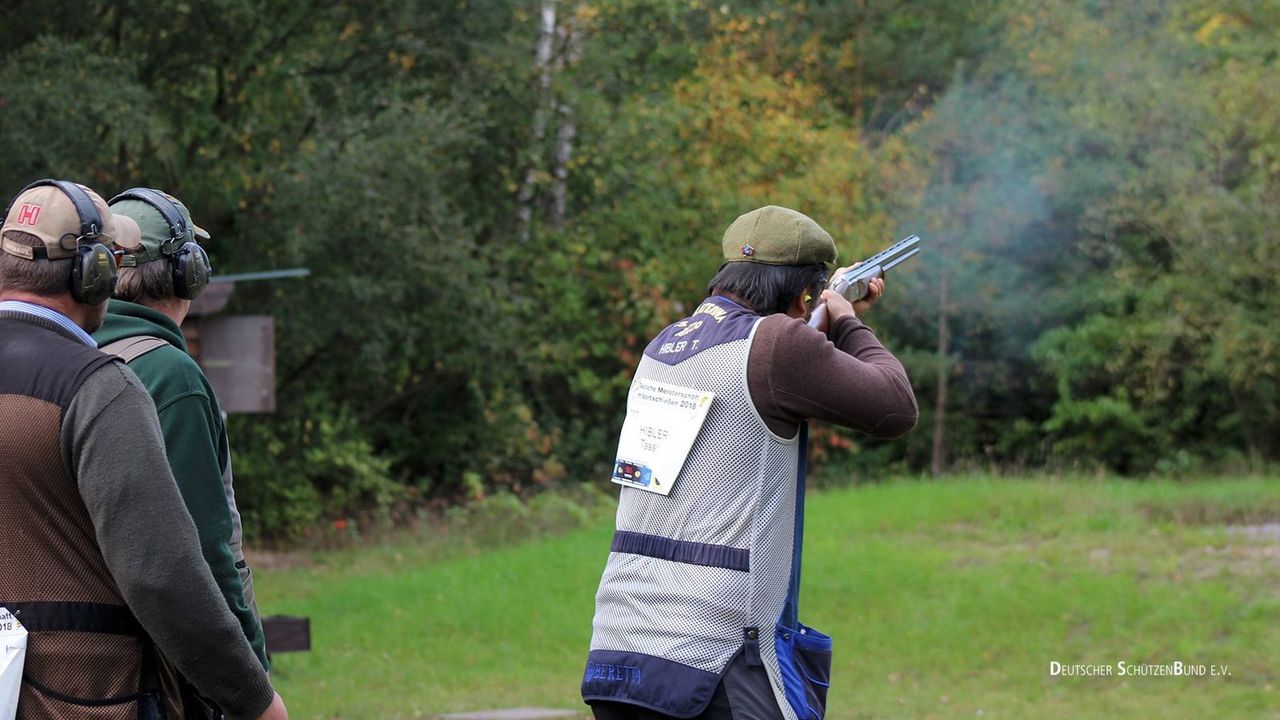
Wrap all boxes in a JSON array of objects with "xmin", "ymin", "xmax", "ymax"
[{"xmin": 721, "ymin": 205, "xmax": 837, "ymax": 266}]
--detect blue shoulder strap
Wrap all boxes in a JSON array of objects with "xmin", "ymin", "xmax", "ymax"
[{"xmin": 780, "ymin": 422, "xmax": 808, "ymax": 629}]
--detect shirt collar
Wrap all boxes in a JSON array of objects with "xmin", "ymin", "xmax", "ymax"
[
  {"xmin": 707, "ymin": 294, "xmax": 754, "ymax": 314},
  {"xmin": 0, "ymin": 300, "xmax": 97, "ymax": 347}
]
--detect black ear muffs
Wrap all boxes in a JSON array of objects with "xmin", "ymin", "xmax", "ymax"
[
  {"xmin": 172, "ymin": 240, "xmax": 211, "ymax": 300},
  {"xmin": 73, "ymin": 242, "xmax": 119, "ymax": 306},
  {"xmin": 3, "ymin": 179, "xmax": 118, "ymax": 305},
  {"xmin": 108, "ymin": 187, "xmax": 212, "ymax": 300}
]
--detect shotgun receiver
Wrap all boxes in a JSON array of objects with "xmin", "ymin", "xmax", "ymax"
[{"xmin": 808, "ymin": 234, "xmax": 921, "ymax": 328}]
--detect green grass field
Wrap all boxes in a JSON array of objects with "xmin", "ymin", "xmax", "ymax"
[{"xmin": 257, "ymin": 476, "xmax": 1280, "ymax": 719}]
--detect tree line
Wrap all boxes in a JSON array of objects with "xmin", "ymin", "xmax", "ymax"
[{"xmin": 2, "ymin": 0, "xmax": 1276, "ymax": 539}]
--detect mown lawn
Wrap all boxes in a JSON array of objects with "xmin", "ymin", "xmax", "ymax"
[{"xmin": 257, "ymin": 476, "xmax": 1280, "ymax": 719}]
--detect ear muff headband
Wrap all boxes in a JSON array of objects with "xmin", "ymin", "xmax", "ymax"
[
  {"xmin": 3, "ymin": 178, "xmax": 116, "ymax": 305},
  {"xmin": 109, "ymin": 187, "xmax": 189, "ymax": 250},
  {"xmin": 4, "ymin": 178, "xmax": 104, "ymax": 241},
  {"xmin": 108, "ymin": 187, "xmax": 211, "ymax": 300}
]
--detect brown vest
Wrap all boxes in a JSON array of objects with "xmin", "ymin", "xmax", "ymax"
[{"xmin": 0, "ymin": 315, "xmax": 180, "ymax": 720}]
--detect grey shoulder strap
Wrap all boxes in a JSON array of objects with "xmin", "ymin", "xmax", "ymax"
[{"xmin": 99, "ymin": 335, "xmax": 170, "ymax": 363}]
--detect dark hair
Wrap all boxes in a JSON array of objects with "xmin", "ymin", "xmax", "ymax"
[
  {"xmin": 706, "ymin": 262, "xmax": 827, "ymax": 315},
  {"xmin": 0, "ymin": 231, "xmax": 73, "ymax": 296},
  {"xmin": 114, "ymin": 258, "xmax": 175, "ymax": 303}
]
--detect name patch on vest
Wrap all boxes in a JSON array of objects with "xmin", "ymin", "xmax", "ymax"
[
  {"xmin": 611, "ymin": 379, "xmax": 714, "ymax": 496},
  {"xmin": 0, "ymin": 604, "xmax": 28, "ymax": 703},
  {"xmin": 584, "ymin": 661, "xmax": 643, "ymax": 686}
]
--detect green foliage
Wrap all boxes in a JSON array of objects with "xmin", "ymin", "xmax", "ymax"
[
  {"xmin": 3, "ymin": 0, "xmax": 1279, "ymax": 537},
  {"xmin": 1014, "ymin": 0, "xmax": 1280, "ymax": 472},
  {"xmin": 260, "ymin": 477, "xmax": 1280, "ymax": 718},
  {"xmin": 0, "ymin": 37, "xmax": 159, "ymax": 192},
  {"xmin": 443, "ymin": 485, "xmax": 612, "ymax": 548},
  {"xmin": 802, "ymin": 0, "xmax": 1011, "ymax": 131},
  {"xmin": 232, "ymin": 400, "xmax": 400, "ymax": 541}
]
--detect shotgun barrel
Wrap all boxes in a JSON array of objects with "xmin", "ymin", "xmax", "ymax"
[{"xmin": 808, "ymin": 234, "xmax": 920, "ymax": 328}]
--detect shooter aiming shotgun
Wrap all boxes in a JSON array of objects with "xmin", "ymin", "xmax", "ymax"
[
  {"xmin": 809, "ymin": 234, "xmax": 921, "ymax": 328},
  {"xmin": 582, "ymin": 206, "xmax": 919, "ymax": 720}
]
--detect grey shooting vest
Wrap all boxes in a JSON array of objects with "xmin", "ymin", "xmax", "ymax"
[{"xmin": 584, "ymin": 296, "xmax": 826, "ymax": 720}]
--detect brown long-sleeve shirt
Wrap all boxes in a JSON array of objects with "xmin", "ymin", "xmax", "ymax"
[{"xmin": 747, "ymin": 312, "xmax": 918, "ymax": 439}]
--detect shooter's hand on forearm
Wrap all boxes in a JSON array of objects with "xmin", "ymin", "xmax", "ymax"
[
  {"xmin": 809, "ymin": 233, "xmax": 917, "ymax": 332},
  {"xmin": 816, "ymin": 262, "xmax": 884, "ymax": 332},
  {"xmin": 852, "ymin": 274, "xmax": 884, "ymax": 315}
]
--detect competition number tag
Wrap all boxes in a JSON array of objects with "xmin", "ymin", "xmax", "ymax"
[
  {"xmin": 611, "ymin": 379, "xmax": 715, "ymax": 496},
  {"xmin": 0, "ymin": 606, "xmax": 27, "ymax": 720}
]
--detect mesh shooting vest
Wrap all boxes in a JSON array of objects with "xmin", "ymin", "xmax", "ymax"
[
  {"xmin": 0, "ymin": 316, "xmax": 178, "ymax": 720},
  {"xmin": 583, "ymin": 296, "xmax": 814, "ymax": 720}
]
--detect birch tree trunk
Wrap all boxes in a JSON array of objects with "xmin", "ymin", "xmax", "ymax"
[
  {"xmin": 550, "ymin": 10, "xmax": 583, "ymax": 228},
  {"xmin": 515, "ymin": 0, "xmax": 558, "ymax": 241}
]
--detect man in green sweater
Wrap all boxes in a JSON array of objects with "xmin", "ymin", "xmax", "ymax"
[{"xmin": 92, "ymin": 188, "xmax": 270, "ymax": 674}]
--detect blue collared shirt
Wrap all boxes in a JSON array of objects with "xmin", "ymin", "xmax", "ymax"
[{"xmin": 0, "ymin": 300, "xmax": 97, "ymax": 347}]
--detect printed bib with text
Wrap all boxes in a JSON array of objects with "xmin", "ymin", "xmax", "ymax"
[{"xmin": 611, "ymin": 379, "xmax": 715, "ymax": 496}]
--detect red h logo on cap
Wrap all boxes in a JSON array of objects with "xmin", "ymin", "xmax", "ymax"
[{"xmin": 16, "ymin": 203, "xmax": 42, "ymax": 226}]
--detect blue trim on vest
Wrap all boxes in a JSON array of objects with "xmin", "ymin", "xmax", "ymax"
[
  {"xmin": 775, "ymin": 423, "xmax": 833, "ymax": 719},
  {"xmin": 775, "ymin": 623, "xmax": 832, "ymax": 720},
  {"xmin": 583, "ymin": 649, "xmax": 722, "ymax": 718},
  {"xmin": 780, "ymin": 422, "xmax": 808, "ymax": 629},
  {"xmin": 643, "ymin": 295, "xmax": 759, "ymax": 366},
  {"xmin": 611, "ymin": 530, "xmax": 750, "ymax": 572}
]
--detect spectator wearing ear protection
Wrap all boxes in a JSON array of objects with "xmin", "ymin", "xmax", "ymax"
[
  {"xmin": 0, "ymin": 179, "xmax": 286, "ymax": 720},
  {"xmin": 93, "ymin": 190, "xmax": 271, "ymax": 680}
]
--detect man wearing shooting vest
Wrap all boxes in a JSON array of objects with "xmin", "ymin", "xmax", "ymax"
[
  {"xmin": 0, "ymin": 179, "xmax": 286, "ymax": 720},
  {"xmin": 93, "ymin": 188, "xmax": 270, "ymax": 683},
  {"xmin": 582, "ymin": 206, "xmax": 918, "ymax": 720}
]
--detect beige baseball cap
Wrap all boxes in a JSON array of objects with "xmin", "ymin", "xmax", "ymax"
[{"xmin": 1, "ymin": 182, "xmax": 140, "ymax": 260}]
